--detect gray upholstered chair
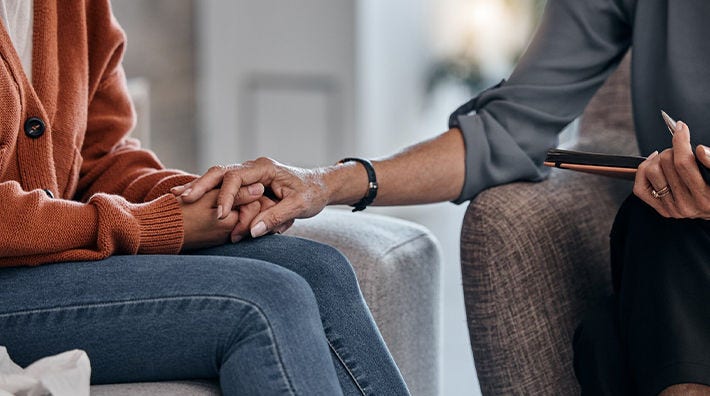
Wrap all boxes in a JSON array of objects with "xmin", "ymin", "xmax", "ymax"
[
  {"xmin": 91, "ymin": 209, "xmax": 441, "ymax": 396},
  {"xmin": 460, "ymin": 54, "xmax": 636, "ymax": 394},
  {"xmin": 89, "ymin": 82, "xmax": 442, "ymax": 395}
]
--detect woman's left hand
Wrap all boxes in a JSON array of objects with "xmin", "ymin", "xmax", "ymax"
[{"xmin": 633, "ymin": 120, "xmax": 710, "ymax": 219}]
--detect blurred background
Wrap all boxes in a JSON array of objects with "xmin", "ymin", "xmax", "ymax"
[{"xmin": 112, "ymin": 1, "xmax": 545, "ymax": 394}]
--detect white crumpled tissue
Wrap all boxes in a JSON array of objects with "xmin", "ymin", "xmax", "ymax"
[{"xmin": 0, "ymin": 346, "xmax": 90, "ymax": 396}]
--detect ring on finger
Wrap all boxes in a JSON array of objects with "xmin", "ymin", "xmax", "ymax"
[{"xmin": 651, "ymin": 185, "xmax": 671, "ymax": 199}]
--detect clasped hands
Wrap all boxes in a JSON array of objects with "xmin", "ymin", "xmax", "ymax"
[
  {"xmin": 172, "ymin": 158, "xmax": 329, "ymax": 251},
  {"xmin": 172, "ymin": 119, "xmax": 710, "ymax": 251}
]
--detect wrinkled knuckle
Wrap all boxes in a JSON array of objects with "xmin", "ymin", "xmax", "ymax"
[
  {"xmin": 255, "ymin": 157, "xmax": 275, "ymax": 166},
  {"xmin": 638, "ymin": 160, "xmax": 648, "ymax": 171},
  {"xmin": 659, "ymin": 152, "xmax": 674, "ymax": 168},
  {"xmin": 223, "ymin": 171, "xmax": 242, "ymax": 183},
  {"xmin": 645, "ymin": 165, "xmax": 660, "ymax": 178},
  {"xmin": 217, "ymin": 188, "xmax": 230, "ymax": 200},
  {"xmin": 674, "ymin": 155, "xmax": 693, "ymax": 172},
  {"xmin": 267, "ymin": 212, "xmax": 283, "ymax": 227},
  {"xmin": 675, "ymin": 160, "xmax": 691, "ymax": 175},
  {"xmin": 672, "ymin": 132, "xmax": 686, "ymax": 146},
  {"xmin": 208, "ymin": 164, "xmax": 226, "ymax": 174},
  {"xmin": 231, "ymin": 188, "xmax": 244, "ymax": 201}
]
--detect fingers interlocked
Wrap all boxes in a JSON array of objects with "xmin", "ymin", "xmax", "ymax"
[{"xmin": 171, "ymin": 157, "xmax": 308, "ymax": 242}]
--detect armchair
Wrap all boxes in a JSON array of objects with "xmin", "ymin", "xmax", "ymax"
[
  {"xmin": 90, "ymin": 81, "xmax": 441, "ymax": 395},
  {"xmin": 92, "ymin": 209, "xmax": 441, "ymax": 395},
  {"xmin": 460, "ymin": 54, "xmax": 636, "ymax": 394}
]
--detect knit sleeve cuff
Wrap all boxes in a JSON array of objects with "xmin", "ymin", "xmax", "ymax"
[{"xmin": 129, "ymin": 194, "xmax": 185, "ymax": 254}]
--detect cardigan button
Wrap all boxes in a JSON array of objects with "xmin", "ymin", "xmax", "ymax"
[{"xmin": 24, "ymin": 117, "xmax": 46, "ymax": 138}]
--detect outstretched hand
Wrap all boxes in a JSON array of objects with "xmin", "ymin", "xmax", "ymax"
[
  {"xmin": 633, "ymin": 120, "xmax": 710, "ymax": 219},
  {"xmin": 172, "ymin": 157, "xmax": 329, "ymax": 238}
]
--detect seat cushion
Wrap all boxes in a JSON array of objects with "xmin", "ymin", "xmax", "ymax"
[{"xmin": 91, "ymin": 380, "xmax": 220, "ymax": 395}]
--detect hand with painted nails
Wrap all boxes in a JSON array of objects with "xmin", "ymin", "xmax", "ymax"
[
  {"xmin": 172, "ymin": 179, "xmax": 266, "ymax": 218},
  {"xmin": 172, "ymin": 158, "xmax": 330, "ymax": 239},
  {"xmin": 172, "ymin": 179, "xmax": 268, "ymax": 243},
  {"xmin": 633, "ymin": 120, "xmax": 710, "ymax": 219},
  {"xmin": 227, "ymin": 195, "xmax": 295, "ymax": 242}
]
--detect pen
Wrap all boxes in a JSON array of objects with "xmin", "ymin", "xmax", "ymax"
[
  {"xmin": 660, "ymin": 110, "xmax": 710, "ymax": 184},
  {"xmin": 661, "ymin": 110, "xmax": 677, "ymax": 136}
]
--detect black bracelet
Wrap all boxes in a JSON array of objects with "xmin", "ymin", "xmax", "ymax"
[{"xmin": 338, "ymin": 157, "xmax": 378, "ymax": 212}]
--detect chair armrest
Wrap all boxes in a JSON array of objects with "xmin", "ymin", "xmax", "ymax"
[
  {"xmin": 286, "ymin": 208, "xmax": 441, "ymax": 396},
  {"xmin": 461, "ymin": 167, "xmax": 631, "ymax": 395}
]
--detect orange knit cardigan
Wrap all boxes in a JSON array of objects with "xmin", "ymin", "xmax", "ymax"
[{"xmin": 0, "ymin": 0, "xmax": 196, "ymax": 267}]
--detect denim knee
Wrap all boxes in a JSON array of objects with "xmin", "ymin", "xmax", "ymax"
[
  {"xmin": 278, "ymin": 238, "xmax": 360, "ymax": 294},
  {"xmin": 190, "ymin": 236, "xmax": 364, "ymax": 310},
  {"xmin": 241, "ymin": 262, "xmax": 321, "ymax": 322}
]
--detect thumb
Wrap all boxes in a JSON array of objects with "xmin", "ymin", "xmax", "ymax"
[
  {"xmin": 696, "ymin": 145, "xmax": 710, "ymax": 168},
  {"xmin": 249, "ymin": 200, "xmax": 298, "ymax": 238}
]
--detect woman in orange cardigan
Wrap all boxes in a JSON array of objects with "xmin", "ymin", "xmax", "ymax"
[{"xmin": 0, "ymin": 1, "xmax": 409, "ymax": 394}]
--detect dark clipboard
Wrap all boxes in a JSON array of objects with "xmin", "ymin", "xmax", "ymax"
[{"xmin": 544, "ymin": 149, "xmax": 645, "ymax": 180}]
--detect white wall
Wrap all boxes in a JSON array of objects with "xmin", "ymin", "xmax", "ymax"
[
  {"xmin": 357, "ymin": 1, "xmax": 481, "ymax": 395},
  {"xmin": 197, "ymin": 1, "xmax": 483, "ymax": 394},
  {"xmin": 197, "ymin": 0, "xmax": 357, "ymax": 169}
]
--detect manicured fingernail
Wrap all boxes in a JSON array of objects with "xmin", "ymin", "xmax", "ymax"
[
  {"xmin": 251, "ymin": 222, "xmax": 267, "ymax": 238},
  {"xmin": 249, "ymin": 183, "xmax": 264, "ymax": 195},
  {"xmin": 231, "ymin": 234, "xmax": 243, "ymax": 243},
  {"xmin": 648, "ymin": 150, "xmax": 659, "ymax": 159},
  {"xmin": 181, "ymin": 188, "xmax": 192, "ymax": 197},
  {"xmin": 703, "ymin": 146, "xmax": 710, "ymax": 159},
  {"xmin": 217, "ymin": 205, "xmax": 223, "ymax": 220},
  {"xmin": 171, "ymin": 185, "xmax": 184, "ymax": 192}
]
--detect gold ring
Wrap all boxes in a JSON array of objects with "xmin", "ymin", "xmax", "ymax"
[{"xmin": 651, "ymin": 185, "xmax": 671, "ymax": 199}]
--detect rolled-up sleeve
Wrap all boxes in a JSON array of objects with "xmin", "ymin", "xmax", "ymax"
[{"xmin": 451, "ymin": 0, "xmax": 634, "ymax": 203}]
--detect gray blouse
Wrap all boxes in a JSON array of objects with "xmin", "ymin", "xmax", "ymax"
[{"xmin": 450, "ymin": 0, "xmax": 710, "ymax": 203}]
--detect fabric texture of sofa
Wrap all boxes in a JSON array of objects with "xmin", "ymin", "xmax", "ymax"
[
  {"xmin": 90, "ymin": 209, "xmax": 442, "ymax": 396},
  {"xmin": 460, "ymin": 53, "xmax": 636, "ymax": 395}
]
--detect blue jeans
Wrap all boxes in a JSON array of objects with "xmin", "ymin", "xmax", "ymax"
[{"xmin": 0, "ymin": 235, "xmax": 410, "ymax": 395}]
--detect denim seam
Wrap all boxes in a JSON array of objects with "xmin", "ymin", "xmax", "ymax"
[
  {"xmin": 327, "ymin": 339, "xmax": 366, "ymax": 396},
  {"xmin": 0, "ymin": 295, "xmax": 297, "ymax": 396}
]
